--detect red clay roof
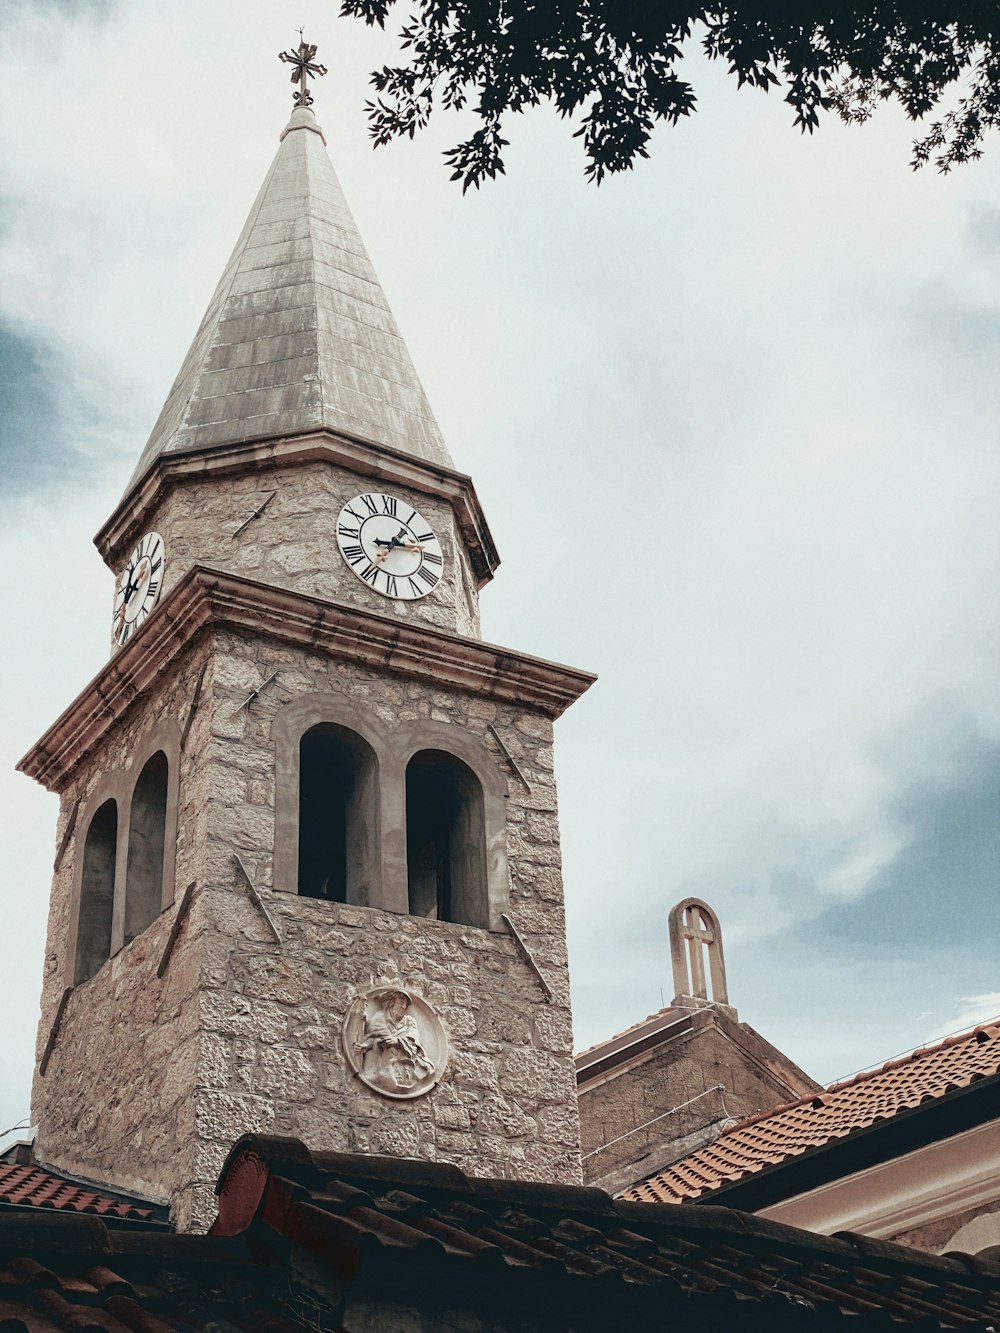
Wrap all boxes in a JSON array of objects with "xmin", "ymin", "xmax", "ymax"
[
  {"xmin": 626, "ymin": 1020, "xmax": 1000, "ymax": 1204},
  {"xmin": 0, "ymin": 1162, "xmax": 155, "ymax": 1221},
  {"xmin": 3, "ymin": 1136, "xmax": 1000, "ymax": 1329}
]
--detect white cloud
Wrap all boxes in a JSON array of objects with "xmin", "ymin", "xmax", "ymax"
[
  {"xmin": 0, "ymin": 2, "xmax": 998, "ymax": 1131},
  {"xmin": 924, "ymin": 994, "xmax": 1000, "ymax": 1045}
]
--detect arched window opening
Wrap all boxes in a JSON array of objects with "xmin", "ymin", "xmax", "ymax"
[
  {"xmin": 125, "ymin": 751, "xmax": 168, "ymax": 943},
  {"xmin": 668, "ymin": 897, "xmax": 729, "ymax": 1006},
  {"xmin": 298, "ymin": 724, "xmax": 378, "ymax": 903},
  {"xmin": 75, "ymin": 799, "xmax": 117, "ymax": 984},
  {"xmin": 406, "ymin": 751, "xmax": 487, "ymax": 928}
]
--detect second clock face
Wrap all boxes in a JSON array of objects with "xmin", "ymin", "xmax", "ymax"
[
  {"xmin": 336, "ymin": 493, "xmax": 444, "ymax": 601},
  {"xmin": 113, "ymin": 531, "xmax": 165, "ymax": 646}
]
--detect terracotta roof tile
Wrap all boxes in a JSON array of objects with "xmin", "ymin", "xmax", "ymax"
[
  {"xmin": 0, "ymin": 1164, "xmax": 155, "ymax": 1222},
  {"xmin": 3, "ymin": 1141, "xmax": 1000, "ymax": 1328},
  {"xmin": 204, "ymin": 1134, "xmax": 1000, "ymax": 1326},
  {"xmin": 626, "ymin": 1021, "xmax": 1000, "ymax": 1204}
]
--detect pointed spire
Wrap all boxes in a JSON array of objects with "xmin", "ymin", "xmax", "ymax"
[{"xmin": 125, "ymin": 98, "xmax": 453, "ymax": 494}]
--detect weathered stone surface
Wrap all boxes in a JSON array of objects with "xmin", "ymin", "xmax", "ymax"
[
  {"xmin": 32, "ymin": 501, "xmax": 582, "ymax": 1231},
  {"xmin": 478, "ymin": 1096, "xmax": 536, "ymax": 1140},
  {"xmin": 577, "ymin": 1008, "xmax": 820, "ymax": 1194},
  {"xmin": 196, "ymin": 1091, "xmax": 276, "ymax": 1142},
  {"xmin": 124, "ymin": 111, "xmax": 453, "ymax": 494},
  {"xmin": 253, "ymin": 1047, "xmax": 318, "ymax": 1101}
]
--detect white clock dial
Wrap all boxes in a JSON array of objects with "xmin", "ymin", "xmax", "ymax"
[
  {"xmin": 113, "ymin": 532, "xmax": 165, "ymax": 646},
  {"xmin": 336, "ymin": 493, "xmax": 444, "ymax": 601}
]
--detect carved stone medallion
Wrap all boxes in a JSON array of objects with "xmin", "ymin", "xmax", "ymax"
[{"xmin": 342, "ymin": 986, "xmax": 448, "ymax": 1100}]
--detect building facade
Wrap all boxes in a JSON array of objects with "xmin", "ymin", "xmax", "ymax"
[
  {"xmin": 20, "ymin": 87, "xmax": 593, "ymax": 1232},
  {"xmin": 577, "ymin": 899, "xmax": 818, "ymax": 1194}
]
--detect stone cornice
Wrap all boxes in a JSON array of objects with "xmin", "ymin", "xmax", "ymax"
[
  {"xmin": 94, "ymin": 429, "xmax": 500, "ymax": 588},
  {"xmin": 18, "ymin": 565, "xmax": 596, "ymax": 792}
]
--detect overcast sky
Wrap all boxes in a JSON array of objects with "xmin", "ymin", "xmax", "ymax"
[{"xmin": 1, "ymin": 0, "xmax": 998, "ymax": 1149}]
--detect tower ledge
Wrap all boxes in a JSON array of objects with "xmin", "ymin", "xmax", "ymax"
[
  {"xmin": 95, "ymin": 428, "xmax": 500, "ymax": 588},
  {"xmin": 19, "ymin": 565, "xmax": 596, "ymax": 791}
]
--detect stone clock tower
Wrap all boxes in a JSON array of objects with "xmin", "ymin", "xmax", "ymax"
[{"xmin": 19, "ymin": 51, "xmax": 594, "ymax": 1232}]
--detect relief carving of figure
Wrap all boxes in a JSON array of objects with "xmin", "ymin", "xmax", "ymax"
[{"xmin": 343, "ymin": 986, "xmax": 447, "ymax": 1099}]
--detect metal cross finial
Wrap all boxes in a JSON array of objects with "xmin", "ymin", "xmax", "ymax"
[{"xmin": 278, "ymin": 33, "xmax": 328, "ymax": 108}]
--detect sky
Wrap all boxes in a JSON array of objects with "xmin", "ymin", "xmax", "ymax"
[{"xmin": 0, "ymin": 0, "xmax": 998, "ymax": 1148}]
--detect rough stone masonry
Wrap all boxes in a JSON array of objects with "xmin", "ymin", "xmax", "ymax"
[{"xmin": 29, "ymin": 587, "xmax": 587, "ymax": 1231}]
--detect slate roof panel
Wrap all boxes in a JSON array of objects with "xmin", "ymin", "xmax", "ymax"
[
  {"xmin": 626, "ymin": 1021, "xmax": 1000, "ymax": 1203},
  {"xmin": 125, "ymin": 110, "xmax": 452, "ymax": 494}
]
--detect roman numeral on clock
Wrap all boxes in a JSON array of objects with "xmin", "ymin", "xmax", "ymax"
[
  {"xmin": 381, "ymin": 495, "xmax": 398, "ymax": 517},
  {"xmin": 417, "ymin": 565, "xmax": 439, "ymax": 588},
  {"xmin": 422, "ymin": 551, "xmax": 443, "ymax": 567},
  {"xmin": 361, "ymin": 494, "xmax": 379, "ymax": 516},
  {"xmin": 384, "ymin": 574, "xmax": 398, "ymax": 597},
  {"xmin": 342, "ymin": 544, "xmax": 365, "ymax": 565},
  {"xmin": 338, "ymin": 524, "xmax": 360, "ymax": 540},
  {"xmin": 360, "ymin": 563, "xmax": 380, "ymax": 585}
]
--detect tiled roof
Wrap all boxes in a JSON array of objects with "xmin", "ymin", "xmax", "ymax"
[
  {"xmin": 0, "ymin": 1215, "xmax": 291, "ymax": 1331},
  {"xmin": 0, "ymin": 1162, "xmax": 156, "ymax": 1222},
  {"xmin": 206, "ymin": 1134, "xmax": 1000, "ymax": 1328},
  {"xmin": 626, "ymin": 1021, "xmax": 1000, "ymax": 1204},
  {"xmin": 2, "ymin": 1138, "xmax": 999, "ymax": 1329}
]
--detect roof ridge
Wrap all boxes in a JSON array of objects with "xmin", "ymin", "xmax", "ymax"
[
  {"xmin": 824, "ymin": 1020, "xmax": 1000, "ymax": 1094},
  {"xmin": 708, "ymin": 1019, "xmax": 1000, "ymax": 1145},
  {"xmin": 574, "ymin": 1005, "xmax": 689, "ymax": 1062}
]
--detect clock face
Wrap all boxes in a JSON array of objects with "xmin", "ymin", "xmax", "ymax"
[
  {"xmin": 113, "ymin": 532, "xmax": 165, "ymax": 646},
  {"xmin": 336, "ymin": 492, "xmax": 444, "ymax": 601}
]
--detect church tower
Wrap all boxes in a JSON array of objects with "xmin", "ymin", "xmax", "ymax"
[{"xmin": 19, "ymin": 46, "xmax": 593, "ymax": 1232}]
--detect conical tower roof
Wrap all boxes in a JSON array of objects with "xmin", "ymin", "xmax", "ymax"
[{"xmin": 125, "ymin": 108, "xmax": 452, "ymax": 494}]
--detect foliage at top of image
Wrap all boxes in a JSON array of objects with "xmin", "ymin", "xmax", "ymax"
[{"xmin": 337, "ymin": 1, "xmax": 1000, "ymax": 188}]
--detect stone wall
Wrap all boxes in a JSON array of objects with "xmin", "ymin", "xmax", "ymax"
[
  {"xmin": 186, "ymin": 626, "xmax": 580, "ymax": 1230},
  {"xmin": 32, "ymin": 619, "xmax": 582, "ymax": 1231},
  {"xmin": 31, "ymin": 646, "xmax": 214, "ymax": 1208},
  {"xmin": 578, "ymin": 1009, "xmax": 817, "ymax": 1195},
  {"xmin": 111, "ymin": 460, "xmax": 481, "ymax": 644}
]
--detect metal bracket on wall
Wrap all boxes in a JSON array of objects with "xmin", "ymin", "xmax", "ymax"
[
  {"xmin": 157, "ymin": 882, "xmax": 197, "ymax": 979},
  {"xmin": 52, "ymin": 799, "xmax": 81, "ymax": 872},
  {"xmin": 487, "ymin": 724, "xmax": 532, "ymax": 793},
  {"xmin": 501, "ymin": 912, "xmax": 553, "ymax": 1003},
  {"xmin": 232, "ymin": 490, "xmax": 276, "ymax": 538},
  {"xmin": 180, "ymin": 660, "xmax": 209, "ymax": 752},
  {"xmin": 38, "ymin": 987, "xmax": 73, "ymax": 1077},
  {"xmin": 233, "ymin": 853, "xmax": 282, "ymax": 944},
  {"xmin": 229, "ymin": 669, "xmax": 278, "ymax": 719}
]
